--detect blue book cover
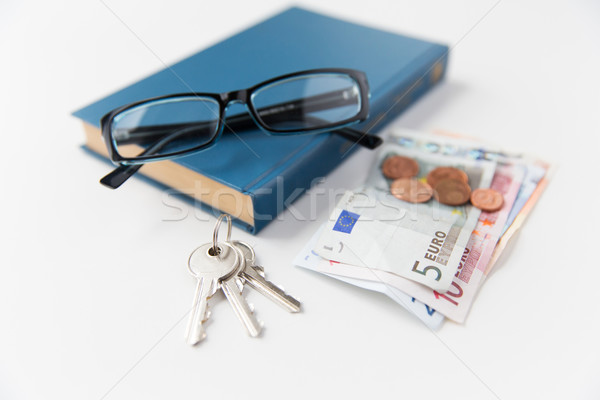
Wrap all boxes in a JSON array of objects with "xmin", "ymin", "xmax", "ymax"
[{"xmin": 73, "ymin": 6, "xmax": 449, "ymax": 234}]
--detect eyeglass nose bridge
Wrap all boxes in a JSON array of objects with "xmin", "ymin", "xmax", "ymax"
[
  {"xmin": 220, "ymin": 89, "xmax": 250, "ymax": 106},
  {"xmin": 217, "ymin": 88, "xmax": 267, "ymax": 135}
]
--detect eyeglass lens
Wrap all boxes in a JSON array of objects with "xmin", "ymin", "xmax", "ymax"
[
  {"xmin": 251, "ymin": 73, "xmax": 361, "ymax": 132},
  {"xmin": 111, "ymin": 96, "xmax": 220, "ymax": 159}
]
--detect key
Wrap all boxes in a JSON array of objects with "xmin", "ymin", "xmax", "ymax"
[
  {"xmin": 185, "ymin": 241, "xmax": 241, "ymax": 345},
  {"xmin": 220, "ymin": 247, "xmax": 262, "ymax": 337},
  {"xmin": 233, "ymin": 241, "xmax": 301, "ymax": 313}
]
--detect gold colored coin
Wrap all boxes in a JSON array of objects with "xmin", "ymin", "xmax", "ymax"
[
  {"xmin": 433, "ymin": 179, "xmax": 471, "ymax": 206},
  {"xmin": 390, "ymin": 178, "xmax": 433, "ymax": 203},
  {"xmin": 381, "ymin": 155, "xmax": 419, "ymax": 179},
  {"xmin": 470, "ymin": 188, "xmax": 504, "ymax": 212},
  {"xmin": 426, "ymin": 167, "xmax": 469, "ymax": 189}
]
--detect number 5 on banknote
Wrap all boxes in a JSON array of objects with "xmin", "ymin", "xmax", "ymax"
[{"xmin": 411, "ymin": 261, "xmax": 441, "ymax": 281}]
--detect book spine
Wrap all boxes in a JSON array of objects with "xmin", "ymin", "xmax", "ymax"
[{"xmin": 249, "ymin": 47, "xmax": 449, "ymax": 234}]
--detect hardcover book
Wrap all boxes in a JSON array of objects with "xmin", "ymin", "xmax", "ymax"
[{"xmin": 73, "ymin": 6, "xmax": 449, "ymax": 234}]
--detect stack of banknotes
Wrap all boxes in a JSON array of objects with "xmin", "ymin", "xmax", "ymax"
[{"xmin": 294, "ymin": 129, "xmax": 550, "ymax": 330}]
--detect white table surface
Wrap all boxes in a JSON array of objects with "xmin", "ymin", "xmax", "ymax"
[{"xmin": 2, "ymin": 1, "xmax": 599, "ymax": 399}]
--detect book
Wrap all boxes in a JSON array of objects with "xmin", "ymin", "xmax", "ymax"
[{"xmin": 73, "ymin": 6, "xmax": 449, "ymax": 234}]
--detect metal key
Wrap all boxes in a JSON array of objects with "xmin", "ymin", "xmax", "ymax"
[
  {"xmin": 233, "ymin": 241, "xmax": 301, "ymax": 313},
  {"xmin": 220, "ymin": 246, "xmax": 262, "ymax": 337},
  {"xmin": 185, "ymin": 241, "xmax": 240, "ymax": 345}
]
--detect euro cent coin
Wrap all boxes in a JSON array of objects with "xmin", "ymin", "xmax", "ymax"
[
  {"xmin": 426, "ymin": 167, "xmax": 469, "ymax": 188},
  {"xmin": 390, "ymin": 178, "xmax": 433, "ymax": 203},
  {"xmin": 470, "ymin": 188, "xmax": 504, "ymax": 212},
  {"xmin": 433, "ymin": 179, "xmax": 471, "ymax": 206},
  {"xmin": 381, "ymin": 155, "xmax": 419, "ymax": 179}
]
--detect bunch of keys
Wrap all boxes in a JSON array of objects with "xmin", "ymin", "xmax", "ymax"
[{"xmin": 185, "ymin": 214, "xmax": 301, "ymax": 345}]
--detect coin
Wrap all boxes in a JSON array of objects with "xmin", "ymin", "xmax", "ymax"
[
  {"xmin": 390, "ymin": 178, "xmax": 433, "ymax": 203},
  {"xmin": 381, "ymin": 155, "xmax": 419, "ymax": 179},
  {"xmin": 433, "ymin": 179, "xmax": 471, "ymax": 206},
  {"xmin": 426, "ymin": 167, "xmax": 469, "ymax": 188},
  {"xmin": 470, "ymin": 188, "xmax": 504, "ymax": 212}
]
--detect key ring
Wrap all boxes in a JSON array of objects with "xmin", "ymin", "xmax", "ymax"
[{"xmin": 212, "ymin": 214, "xmax": 232, "ymax": 255}]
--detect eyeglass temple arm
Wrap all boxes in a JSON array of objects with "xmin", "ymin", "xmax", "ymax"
[
  {"xmin": 100, "ymin": 163, "xmax": 143, "ymax": 189},
  {"xmin": 335, "ymin": 128, "xmax": 381, "ymax": 149},
  {"xmin": 222, "ymin": 113, "xmax": 381, "ymax": 149},
  {"xmin": 301, "ymin": 116, "xmax": 381, "ymax": 149},
  {"xmin": 100, "ymin": 126, "xmax": 197, "ymax": 189}
]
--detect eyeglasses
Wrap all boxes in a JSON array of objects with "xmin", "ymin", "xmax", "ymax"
[{"xmin": 99, "ymin": 68, "xmax": 381, "ymax": 188}]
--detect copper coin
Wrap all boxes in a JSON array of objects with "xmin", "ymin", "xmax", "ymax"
[
  {"xmin": 426, "ymin": 167, "xmax": 469, "ymax": 188},
  {"xmin": 433, "ymin": 179, "xmax": 471, "ymax": 206},
  {"xmin": 470, "ymin": 188, "xmax": 504, "ymax": 212},
  {"xmin": 390, "ymin": 178, "xmax": 433, "ymax": 203},
  {"xmin": 381, "ymin": 155, "xmax": 419, "ymax": 179}
]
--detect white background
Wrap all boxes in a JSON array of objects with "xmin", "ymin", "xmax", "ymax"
[{"xmin": 1, "ymin": 1, "xmax": 599, "ymax": 399}]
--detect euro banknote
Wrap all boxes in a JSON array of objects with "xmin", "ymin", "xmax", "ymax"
[
  {"xmin": 309, "ymin": 130, "xmax": 549, "ymax": 322},
  {"xmin": 302, "ymin": 161, "xmax": 521, "ymax": 323},
  {"xmin": 314, "ymin": 148, "xmax": 496, "ymax": 291}
]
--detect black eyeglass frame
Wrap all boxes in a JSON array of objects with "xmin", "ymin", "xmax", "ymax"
[{"xmin": 100, "ymin": 68, "xmax": 370, "ymax": 165}]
